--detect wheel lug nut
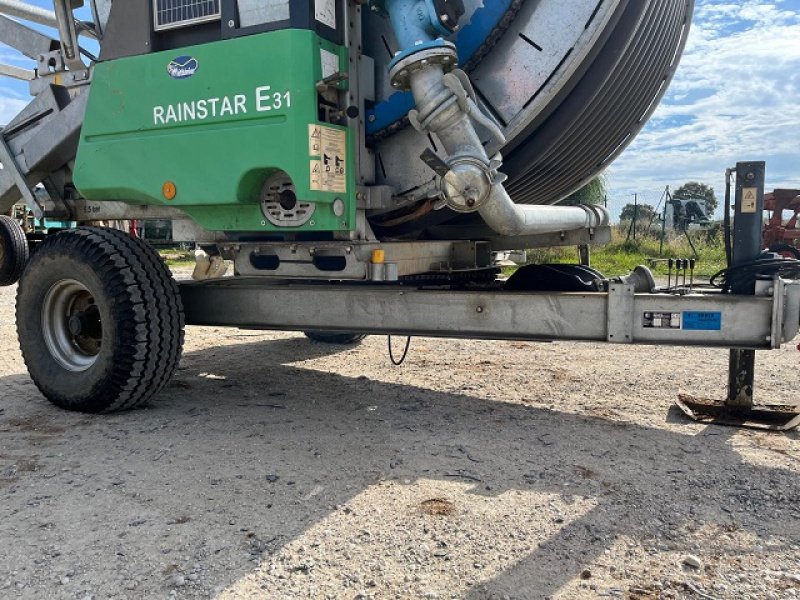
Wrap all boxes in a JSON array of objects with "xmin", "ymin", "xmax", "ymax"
[{"xmin": 68, "ymin": 315, "xmax": 83, "ymax": 336}]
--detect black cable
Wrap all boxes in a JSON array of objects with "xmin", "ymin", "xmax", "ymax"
[
  {"xmin": 388, "ymin": 336, "xmax": 412, "ymax": 365},
  {"xmin": 710, "ymin": 254, "xmax": 800, "ymax": 292}
]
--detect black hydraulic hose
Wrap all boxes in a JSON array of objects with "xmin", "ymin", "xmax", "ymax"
[
  {"xmin": 723, "ymin": 169, "xmax": 733, "ymax": 268},
  {"xmin": 388, "ymin": 336, "xmax": 412, "ymax": 365},
  {"xmin": 710, "ymin": 255, "xmax": 800, "ymax": 292}
]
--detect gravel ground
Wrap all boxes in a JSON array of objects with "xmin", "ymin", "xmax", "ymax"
[{"xmin": 1, "ymin": 278, "xmax": 799, "ymax": 600}]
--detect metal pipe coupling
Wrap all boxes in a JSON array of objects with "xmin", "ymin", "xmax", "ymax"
[{"xmin": 381, "ymin": 0, "xmax": 610, "ymax": 237}]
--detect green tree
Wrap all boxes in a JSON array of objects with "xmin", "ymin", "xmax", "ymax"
[
  {"xmin": 561, "ymin": 175, "xmax": 606, "ymax": 206},
  {"xmin": 673, "ymin": 181, "xmax": 717, "ymax": 215},
  {"xmin": 619, "ymin": 203, "xmax": 656, "ymax": 223}
]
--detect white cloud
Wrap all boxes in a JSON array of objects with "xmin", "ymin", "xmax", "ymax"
[
  {"xmin": 0, "ymin": 96, "xmax": 27, "ymax": 126},
  {"xmin": 0, "ymin": 47, "xmax": 34, "ymax": 67},
  {"xmin": 607, "ymin": 0, "xmax": 800, "ymax": 219},
  {"xmin": 1, "ymin": 0, "xmax": 797, "ymax": 221}
]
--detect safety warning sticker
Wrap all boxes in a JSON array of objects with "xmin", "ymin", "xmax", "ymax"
[
  {"xmin": 741, "ymin": 187, "xmax": 758, "ymax": 213},
  {"xmin": 308, "ymin": 124, "xmax": 346, "ymax": 193}
]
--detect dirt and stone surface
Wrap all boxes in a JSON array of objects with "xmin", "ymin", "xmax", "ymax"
[{"xmin": 1, "ymin": 277, "xmax": 799, "ymax": 599}]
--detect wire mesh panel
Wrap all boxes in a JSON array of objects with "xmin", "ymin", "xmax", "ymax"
[{"xmin": 154, "ymin": 0, "xmax": 221, "ymax": 31}]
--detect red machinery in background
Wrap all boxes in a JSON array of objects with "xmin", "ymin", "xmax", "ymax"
[{"xmin": 764, "ymin": 189, "xmax": 800, "ymax": 259}]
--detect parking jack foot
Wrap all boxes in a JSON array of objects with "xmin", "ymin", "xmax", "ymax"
[{"xmin": 675, "ymin": 394, "xmax": 800, "ymax": 431}]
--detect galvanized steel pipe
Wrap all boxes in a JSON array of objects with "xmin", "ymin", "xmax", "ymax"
[
  {"xmin": 402, "ymin": 54, "xmax": 609, "ymax": 236},
  {"xmin": 0, "ymin": 0, "xmax": 60, "ymax": 29},
  {"xmin": 0, "ymin": 0, "xmax": 95, "ymax": 37},
  {"xmin": 478, "ymin": 194, "xmax": 608, "ymax": 237}
]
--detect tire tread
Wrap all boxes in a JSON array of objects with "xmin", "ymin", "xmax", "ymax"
[
  {"xmin": 0, "ymin": 215, "xmax": 29, "ymax": 286},
  {"xmin": 16, "ymin": 227, "xmax": 184, "ymax": 412}
]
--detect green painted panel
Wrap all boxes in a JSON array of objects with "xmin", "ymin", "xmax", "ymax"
[{"xmin": 74, "ymin": 30, "xmax": 355, "ymax": 233}]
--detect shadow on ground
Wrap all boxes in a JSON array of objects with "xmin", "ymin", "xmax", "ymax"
[{"xmin": 1, "ymin": 335, "xmax": 798, "ymax": 599}]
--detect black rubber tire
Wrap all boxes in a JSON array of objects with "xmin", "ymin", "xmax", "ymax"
[
  {"xmin": 769, "ymin": 243, "xmax": 800, "ymax": 260},
  {"xmin": 304, "ymin": 331, "xmax": 368, "ymax": 345},
  {"xmin": 16, "ymin": 228, "xmax": 184, "ymax": 413},
  {"xmin": 0, "ymin": 215, "xmax": 29, "ymax": 286}
]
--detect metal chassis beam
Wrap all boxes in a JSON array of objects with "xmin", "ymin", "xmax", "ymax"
[
  {"xmin": 0, "ymin": 14, "xmax": 58, "ymax": 60},
  {"xmin": 180, "ymin": 278, "xmax": 800, "ymax": 349},
  {"xmin": 63, "ymin": 198, "xmax": 187, "ymax": 221},
  {"xmin": 0, "ymin": 63, "xmax": 33, "ymax": 80},
  {"xmin": 226, "ymin": 240, "xmax": 494, "ymax": 281},
  {"xmin": 0, "ymin": 133, "xmax": 43, "ymax": 218},
  {"xmin": 0, "ymin": 0, "xmax": 96, "ymax": 39}
]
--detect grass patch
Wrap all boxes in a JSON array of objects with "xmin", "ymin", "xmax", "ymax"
[
  {"xmin": 159, "ymin": 247, "xmax": 195, "ymax": 267},
  {"xmin": 521, "ymin": 227, "xmax": 727, "ymax": 280}
]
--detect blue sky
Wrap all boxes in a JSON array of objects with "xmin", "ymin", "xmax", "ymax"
[
  {"xmin": 1, "ymin": 0, "xmax": 799, "ymax": 222},
  {"xmin": 605, "ymin": 0, "xmax": 800, "ymax": 219},
  {"xmin": 0, "ymin": 1, "xmax": 99, "ymax": 116}
]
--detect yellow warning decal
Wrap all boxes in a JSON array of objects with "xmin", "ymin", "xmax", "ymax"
[
  {"xmin": 742, "ymin": 187, "xmax": 757, "ymax": 213},
  {"xmin": 308, "ymin": 124, "xmax": 346, "ymax": 193}
]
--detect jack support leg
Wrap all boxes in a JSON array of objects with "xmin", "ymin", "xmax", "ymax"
[
  {"xmin": 727, "ymin": 349, "xmax": 755, "ymax": 410},
  {"xmin": 676, "ymin": 162, "xmax": 800, "ymax": 430}
]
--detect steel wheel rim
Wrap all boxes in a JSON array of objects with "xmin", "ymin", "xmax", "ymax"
[{"xmin": 41, "ymin": 279, "xmax": 102, "ymax": 372}]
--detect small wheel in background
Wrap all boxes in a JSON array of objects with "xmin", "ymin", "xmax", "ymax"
[
  {"xmin": 304, "ymin": 331, "xmax": 368, "ymax": 345},
  {"xmin": 16, "ymin": 228, "xmax": 184, "ymax": 413},
  {"xmin": 0, "ymin": 214, "xmax": 30, "ymax": 286}
]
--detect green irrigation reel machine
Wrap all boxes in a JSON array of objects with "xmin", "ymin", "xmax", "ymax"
[{"xmin": 2, "ymin": 0, "xmax": 798, "ymax": 427}]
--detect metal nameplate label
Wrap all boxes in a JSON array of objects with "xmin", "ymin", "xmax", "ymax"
[{"xmin": 643, "ymin": 312, "xmax": 681, "ymax": 329}]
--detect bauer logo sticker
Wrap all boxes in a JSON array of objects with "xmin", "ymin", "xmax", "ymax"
[
  {"xmin": 309, "ymin": 124, "xmax": 346, "ymax": 193},
  {"xmin": 167, "ymin": 55, "xmax": 199, "ymax": 79}
]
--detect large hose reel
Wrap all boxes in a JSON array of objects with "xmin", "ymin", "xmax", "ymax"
[{"xmin": 377, "ymin": 0, "xmax": 610, "ymax": 237}]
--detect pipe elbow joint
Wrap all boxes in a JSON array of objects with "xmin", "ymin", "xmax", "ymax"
[
  {"xmin": 578, "ymin": 204, "xmax": 610, "ymax": 229},
  {"xmin": 478, "ymin": 187, "xmax": 611, "ymax": 238}
]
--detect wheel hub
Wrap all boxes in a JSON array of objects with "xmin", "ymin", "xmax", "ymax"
[
  {"xmin": 41, "ymin": 279, "xmax": 102, "ymax": 372},
  {"xmin": 67, "ymin": 315, "xmax": 82, "ymax": 335}
]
